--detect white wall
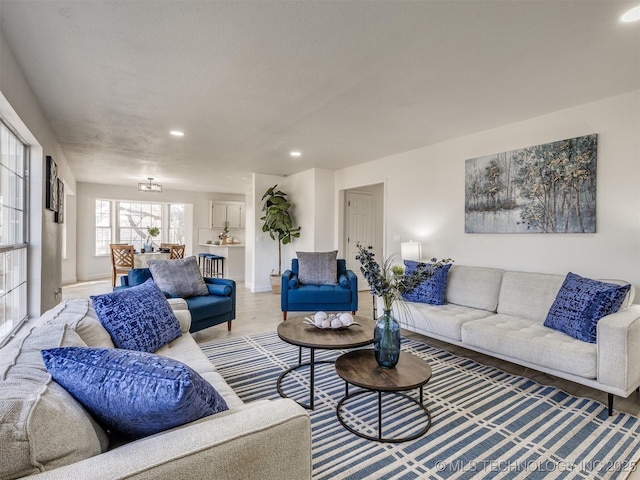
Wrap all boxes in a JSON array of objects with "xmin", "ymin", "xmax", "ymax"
[
  {"xmin": 248, "ymin": 173, "xmax": 285, "ymax": 292},
  {"xmin": 61, "ymin": 191, "xmax": 77, "ymax": 284},
  {"xmin": 248, "ymin": 170, "xmax": 335, "ymax": 292},
  {"xmin": 76, "ymin": 182, "xmax": 245, "ymax": 281},
  {"xmin": 335, "ymin": 91, "xmax": 640, "ymax": 298},
  {"xmin": 284, "ymin": 168, "xmax": 336, "ymax": 268},
  {"xmin": 0, "ymin": 27, "xmax": 76, "ymax": 314}
]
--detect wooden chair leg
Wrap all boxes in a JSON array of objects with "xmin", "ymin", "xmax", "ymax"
[
  {"xmin": 227, "ymin": 320, "xmax": 232, "ymax": 331},
  {"xmin": 112, "ymin": 270, "xmax": 116, "ymax": 288},
  {"xmin": 283, "ymin": 311, "xmax": 287, "ymax": 321}
]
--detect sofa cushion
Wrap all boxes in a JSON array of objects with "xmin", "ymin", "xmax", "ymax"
[
  {"xmin": 445, "ymin": 266, "xmax": 505, "ymax": 311},
  {"xmin": 543, "ymin": 272, "xmax": 631, "ymax": 343},
  {"xmin": 0, "ymin": 324, "xmax": 108, "ymax": 479},
  {"xmin": 296, "ymin": 251, "xmax": 338, "ymax": 285},
  {"xmin": 288, "ymin": 284, "xmax": 352, "ymax": 304},
  {"xmin": 91, "ymin": 279, "xmax": 182, "ymax": 353},
  {"xmin": 185, "ymin": 295, "xmax": 233, "ymax": 323},
  {"xmin": 497, "ymin": 271, "xmax": 566, "ymax": 323},
  {"xmin": 148, "ymin": 256, "xmax": 209, "ymax": 297},
  {"xmin": 402, "ymin": 261, "xmax": 452, "ymax": 305},
  {"xmin": 396, "ymin": 302, "xmax": 496, "ymax": 341},
  {"xmin": 41, "ymin": 347, "xmax": 229, "ymax": 439},
  {"xmin": 40, "ymin": 298, "xmax": 115, "ymax": 348},
  {"xmin": 462, "ymin": 314, "xmax": 597, "ymax": 378}
]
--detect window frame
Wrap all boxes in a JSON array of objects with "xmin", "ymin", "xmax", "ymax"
[
  {"xmin": 0, "ymin": 119, "xmax": 29, "ymax": 347},
  {"xmin": 95, "ymin": 199, "xmax": 185, "ymax": 255}
]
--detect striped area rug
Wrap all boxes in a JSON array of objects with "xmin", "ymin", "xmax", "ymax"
[{"xmin": 200, "ymin": 332, "xmax": 640, "ymax": 479}]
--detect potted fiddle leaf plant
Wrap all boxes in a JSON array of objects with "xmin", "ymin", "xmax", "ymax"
[{"xmin": 261, "ymin": 185, "xmax": 301, "ymax": 293}]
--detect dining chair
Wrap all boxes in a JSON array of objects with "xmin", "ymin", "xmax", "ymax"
[
  {"xmin": 160, "ymin": 243, "xmax": 175, "ymax": 249},
  {"xmin": 169, "ymin": 244, "xmax": 186, "ymax": 259},
  {"xmin": 109, "ymin": 244, "xmax": 134, "ymax": 287}
]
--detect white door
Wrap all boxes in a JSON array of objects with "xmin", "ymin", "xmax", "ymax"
[{"xmin": 346, "ymin": 191, "xmax": 374, "ymax": 290}]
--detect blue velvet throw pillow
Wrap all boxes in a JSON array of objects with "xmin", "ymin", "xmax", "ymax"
[
  {"xmin": 91, "ymin": 279, "xmax": 182, "ymax": 353},
  {"xmin": 402, "ymin": 261, "xmax": 452, "ymax": 305},
  {"xmin": 544, "ymin": 272, "xmax": 631, "ymax": 343},
  {"xmin": 41, "ymin": 347, "xmax": 229, "ymax": 439}
]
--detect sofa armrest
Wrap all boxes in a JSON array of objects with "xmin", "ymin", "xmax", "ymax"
[
  {"xmin": 281, "ymin": 270, "xmax": 296, "ymax": 312},
  {"xmin": 203, "ymin": 277, "xmax": 236, "ymax": 321},
  {"xmin": 283, "ymin": 270, "xmax": 298, "ymax": 289},
  {"xmin": 166, "ymin": 299, "xmax": 191, "ymax": 333},
  {"xmin": 26, "ymin": 399, "xmax": 311, "ymax": 480},
  {"xmin": 345, "ymin": 270, "xmax": 358, "ymax": 291},
  {"xmin": 597, "ymin": 305, "xmax": 640, "ymax": 394}
]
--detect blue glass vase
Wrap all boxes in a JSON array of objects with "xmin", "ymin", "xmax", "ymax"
[{"xmin": 374, "ymin": 309, "xmax": 401, "ymax": 368}]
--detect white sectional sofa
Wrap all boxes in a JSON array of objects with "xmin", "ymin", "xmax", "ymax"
[
  {"xmin": 0, "ymin": 298, "xmax": 311, "ymax": 480},
  {"xmin": 390, "ymin": 265, "xmax": 640, "ymax": 415}
]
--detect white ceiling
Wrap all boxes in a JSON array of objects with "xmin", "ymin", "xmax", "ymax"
[{"xmin": 1, "ymin": 0, "xmax": 639, "ymax": 193}]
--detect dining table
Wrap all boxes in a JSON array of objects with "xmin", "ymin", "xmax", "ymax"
[{"xmin": 134, "ymin": 251, "xmax": 170, "ymax": 268}]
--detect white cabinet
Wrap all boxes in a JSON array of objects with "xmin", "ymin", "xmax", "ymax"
[
  {"xmin": 226, "ymin": 204, "xmax": 244, "ymax": 228},
  {"xmin": 210, "ymin": 201, "xmax": 245, "ymax": 228}
]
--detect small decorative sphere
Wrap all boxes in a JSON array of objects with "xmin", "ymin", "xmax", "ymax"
[
  {"xmin": 314, "ymin": 311, "xmax": 328, "ymax": 322},
  {"xmin": 339, "ymin": 313, "xmax": 354, "ymax": 326},
  {"xmin": 331, "ymin": 318, "xmax": 342, "ymax": 329},
  {"xmin": 321, "ymin": 319, "xmax": 332, "ymax": 329}
]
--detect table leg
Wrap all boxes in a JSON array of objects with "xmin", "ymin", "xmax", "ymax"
[
  {"xmin": 378, "ymin": 391, "xmax": 382, "ymax": 441},
  {"xmin": 276, "ymin": 347, "xmax": 331, "ymax": 410},
  {"xmin": 309, "ymin": 348, "xmax": 315, "ymax": 410}
]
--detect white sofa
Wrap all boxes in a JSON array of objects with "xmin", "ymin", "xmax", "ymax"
[
  {"xmin": 0, "ymin": 298, "xmax": 311, "ymax": 480},
  {"xmin": 389, "ymin": 265, "xmax": 640, "ymax": 415}
]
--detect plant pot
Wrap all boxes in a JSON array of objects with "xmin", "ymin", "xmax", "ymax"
[{"xmin": 270, "ymin": 274, "xmax": 281, "ymax": 294}]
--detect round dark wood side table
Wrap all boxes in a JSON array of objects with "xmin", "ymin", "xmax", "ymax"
[
  {"xmin": 335, "ymin": 349, "xmax": 433, "ymax": 443},
  {"xmin": 276, "ymin": 315, "xmax": 375, "ymax": 410}
]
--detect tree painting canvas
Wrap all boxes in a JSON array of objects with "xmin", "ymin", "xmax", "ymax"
[{"xmin": 465, "ymin": 134, "xmax": 597, "ymax": 233}]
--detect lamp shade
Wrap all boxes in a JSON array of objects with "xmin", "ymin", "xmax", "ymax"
[{"xmin": 400, "ymin": 241, "xmax": 422, "ymax": 261}]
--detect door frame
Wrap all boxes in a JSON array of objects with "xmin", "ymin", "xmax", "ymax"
[{"xmin": 338, "ymin": 181, "xmax": 386, "ymax": 291}]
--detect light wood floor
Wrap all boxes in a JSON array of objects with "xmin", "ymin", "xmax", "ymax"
[{"xmin": 63, "ymin": 279, "xmax": 640, "ymax": 418}]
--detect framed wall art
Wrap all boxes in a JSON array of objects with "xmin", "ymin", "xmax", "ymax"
[
  {"xmin": 55, "ymin": 178, "xmax": 64, "ymax": 224},
  {"xmin": 465, "ymin": 134, "xmax": 597, "ymax": 233},
  {"xmin": 46, "ymin": 155, "xmax": 58, "ymax": 211}
]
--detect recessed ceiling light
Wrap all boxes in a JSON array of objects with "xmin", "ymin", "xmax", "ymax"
[
  {"xmin": 290, "ymin": 151, "xmax": 301, "ymax": 157},
  {"xmin": 170, "ymin": 130, "xmax": 185, "ymax": 137},
  {"xmin": 621, "ymin": 5, "xmax": 640, "ymax": 22}
]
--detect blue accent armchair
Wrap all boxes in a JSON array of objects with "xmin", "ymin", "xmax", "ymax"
[
  {"xmin": 117, "ymin": 268, "xmax": 236, "ymax": 333},
  {"xmin": 281, "ymin": 258, "xmax": 358, "ymax": 320}
]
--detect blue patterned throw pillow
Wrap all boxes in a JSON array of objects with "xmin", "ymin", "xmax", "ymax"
[
  {"xmin": 41, "ymin": 347, "xmax": 229, "ymax": 439},
  {"xmin": 91, "ymin": 279, "xmax": 181, "ymax": 353},
  {"xmin": 402, "ymin": 261, "xmax": 452, "ymax": 305},
  {"xmin": 544, "ymin": 272, "xmax": 631, "ymax": 343}
]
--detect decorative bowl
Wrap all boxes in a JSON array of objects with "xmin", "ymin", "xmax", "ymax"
[{"xmin": 303, "ymin": 312, "xmax": 360, "ymax": 330}]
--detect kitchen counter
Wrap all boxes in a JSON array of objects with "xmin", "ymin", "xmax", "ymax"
[
  {"xmin": 198, "ymin": 244, "xmax": 244, "ymax": 281},
  {"xmin": 198, "ymin": 243, "xmax": 245, "ymax": 248}
]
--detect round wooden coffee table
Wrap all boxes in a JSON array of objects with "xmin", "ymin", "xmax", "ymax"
[
  {"xmin": 277, "ymin": 315, "xmax": 375, "ymax": 410},
  {"xmin": 335, "ymin": 349, "xmax": 432, "ymax": 443}
]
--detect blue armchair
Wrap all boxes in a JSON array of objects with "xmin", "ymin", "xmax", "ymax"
[
  {"xmin": 281, "ymin": 258, "xmax": 358, "ymax": 320},
  {"xmin": 117, "ymin": 268, "xmax": 236, "ymax": 333}
]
